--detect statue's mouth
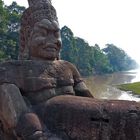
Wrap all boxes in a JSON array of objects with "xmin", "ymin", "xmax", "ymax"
[
  {"xmin": 43, "ymin": 44, "xmax": 58, "ymax": 52},
  {"xmin": 45, "ymin": 47, "xmax": 57, "ymax": 52}
]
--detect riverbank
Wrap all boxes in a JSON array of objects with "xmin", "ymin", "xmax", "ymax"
[{"xmin": 117, "ymin": 82, "xmax": 140, "ymax": 95}]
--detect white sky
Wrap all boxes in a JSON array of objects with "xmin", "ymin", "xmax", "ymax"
[{"xmin": 4, "ymin": 0, "xmax": 140, "ymax": 64}]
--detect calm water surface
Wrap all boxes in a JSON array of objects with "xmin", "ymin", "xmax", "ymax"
[{"xmin": 84, "ymin": 69, "xmax": 140, "ymax": 102}]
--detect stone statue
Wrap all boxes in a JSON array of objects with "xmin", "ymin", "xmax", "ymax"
[
  {"xmin": 0, "ymin": 0, "xmax": 93, "ymax": 139},
  {"xmin": 1, "ymin": 0, "xmax": 140, "ymax": 140}
]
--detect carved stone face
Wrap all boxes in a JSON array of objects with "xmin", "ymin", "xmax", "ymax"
[{"xmin": 29, "ymin": 19, "xmax": 62, "ymax": 60}]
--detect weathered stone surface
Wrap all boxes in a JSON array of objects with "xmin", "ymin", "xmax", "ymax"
[
  {"xmin": 0, "ymin": 84, "xmax": 27, "ymax": 131},
  {"xmin": 19, "ymin": 0, "xmax": 58, "ymax": 60},
  {"xmin": 0, "ymin": 59, "xmax": 92, "ymax": 139},
  {"xmin": 45, "ymin": 95, "xmax": 140, "ymax": 140},
  {"xmin": 1, "ymin": 0, "xmax": 139, "ymax": 139},
  {"xmin": 1, "ymin": 0, "xmax": 93, "ymax": 139},
  {"xmin": 0, "ymin": 60, "xmax": 88, "ymax": 96},
  {"xmin": 0, "ymin": 84, "xmax": 28, "ymax": 140}
]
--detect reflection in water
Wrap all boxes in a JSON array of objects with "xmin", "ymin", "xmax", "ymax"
[
  {"xmin": 131, "ymin": 69, "xmax": 140, "ymax": 82},
  {"xmin": 84, "ymin": 69, "xmax": 140, "ymax": 102}
]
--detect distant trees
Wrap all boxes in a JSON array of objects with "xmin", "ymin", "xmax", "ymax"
[
  {"xmin": 0, "ymin": 0, "xmax": 25, "ymax": 60},
  {"xmin": 91, "ymin": 44, "xmax": 113, "ymax": 74},
  {"xmin": 61, "ymin": 26, "xmax": 138, "ymax": 75},
  {"xmin": 0, "ymin": 0, "xmax": 8, "ymax": 59},
  {"xmin": 103, "ymin": 44, "xmax": 138, "ymax": 71},
  {"xmin": 0, "ymin": 1, "xmax": 138, "ymax": 75},
  {"xmin": 60, "ymin": 26, "xmax": 77, "ymax": 63},
  {"xmin": 61, "ymin": 26, "xmax": 110, "ymax": 75}
]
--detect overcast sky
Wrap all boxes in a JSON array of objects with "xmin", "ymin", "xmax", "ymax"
[{"xmin": 4, "ymin": 0, "xmax": 140, "ymax": 64}]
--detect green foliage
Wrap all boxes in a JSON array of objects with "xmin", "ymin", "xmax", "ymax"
[
  {"xmin": 0, "ymin": 0, "xmax": 8, "ymax": 60},
  {"xmin": 103, "ymin": 44, "xmax": 137, "ymax": 71},
  {"xmin": 75, "ymin": 37, "xmax": 94, "ymax": 75},
  {"xmin": 0, "ymin": 0, "xmax": 7, "ymax": 32},
  {"xmin": 61, "ymin": 26, "xmax": 113, "ymax": 75},
  {"xmin": 61, "ymin": 26, "xmax": 137, "ymax": 75},
  {"xmin": 92, "ymin": 45, "xmax": 113, "ymax": 74},
  {"xmin": 61, "ymin": 26, "xmax": 94, "ymax": 75},
  {"xmin": 0, "ymin": 1, "xmax": 25, "ymax": 60},
  {"xmin": 60, "ymin": 26, "xmax": 77, "ymax": 63},
  {"xmin": 117, "ymin": 82, "xmax": 140, "ymax": 95}
]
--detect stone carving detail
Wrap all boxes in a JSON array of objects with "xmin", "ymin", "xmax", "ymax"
[
  {"xmin": 0, "ymin": 0, "xmax": 93, "ymax": 139},
  {"xmin": 19, "ymin": 0, "xmax": 57, "ymax": 59},
  {"xmin": 45, "ymin": 95, "xmax": 140, "ymax": 140},
  {"xmin": 28, "ymin": 0, "xmax": 52, "ymax": 7},
  {"xmin": 0, "ymin": 0, "xmax": 140, "ymax": 140}
]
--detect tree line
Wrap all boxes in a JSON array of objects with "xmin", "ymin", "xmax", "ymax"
[
  {"xmin": 0, "ymin": 0, "xmax": 25, "ymax": 60},
  {"xmin": 61, "ymin": 26, "xmax": 138, "ymax": 75},
  {"xmin": 0, "ymin": 1, "xmax": 138, "ymax": 75}
]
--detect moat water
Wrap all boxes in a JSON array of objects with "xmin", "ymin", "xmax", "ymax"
[{"xmin": 84, "ymin": 69, "xmax": 140, "ymax": 102}]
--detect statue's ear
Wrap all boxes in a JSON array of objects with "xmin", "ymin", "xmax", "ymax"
[{"xmin": 19, "ymin": 26, "xmax": 31, "ymax": 60}]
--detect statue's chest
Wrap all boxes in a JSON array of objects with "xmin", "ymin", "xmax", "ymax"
[
  {"xmin": 39, "ymin": 63, "xmax": 74, "ymax": 87},
  {"xmin": 0, "ymin": 61, "xmax": 74, "ymax": 91}
]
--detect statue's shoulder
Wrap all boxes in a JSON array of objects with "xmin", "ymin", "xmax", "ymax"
[
  {"xmin": 0, "ymin": 60, "xmax": 23, "ymax": 72},
  {"xmin": 0, "ymin": 60, "xmax": 42, "ymax": 81},
  {"xmin": 0, "ymin": 60, "xmax": 22, "ymax": 66},
  {"xmin": 55, "ymin": 60, "xmax": 77, "ymax": 70},
  {"xmin": 54, "ymin": 60, "xmax": 81, "ymax": 78},
  {"xmin": 0, "ymin": 60, "xmax": 36, "ymax": 67}
]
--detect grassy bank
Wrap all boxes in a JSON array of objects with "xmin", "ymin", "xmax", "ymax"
[{"xmin": 117, "ymin": 82, "xmax": 140, "ymax": 95}]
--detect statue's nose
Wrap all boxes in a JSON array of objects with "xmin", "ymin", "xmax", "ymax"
[
  {"xmin": 45, "ymin": 35, "xmax": 61, "ymax": 48},
  {"xmin": 47, "ymin": 34, "xmax": 58, "ymax": 44}
]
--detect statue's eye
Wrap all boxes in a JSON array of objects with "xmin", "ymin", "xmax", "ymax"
[
  {"xmin": 54, "ymin": 30, "xmax": 60, "ymax": 38},
  {"xmin": 33, "ymin": 28, "xmax": 47, "ymax": 37},
  {"xmin": 34, "ymin": 36, "xmax": 46, "ymax": 45},
  {"xmin": 33, "ymin": 31, "xmax": 47, "ymax": 39}
]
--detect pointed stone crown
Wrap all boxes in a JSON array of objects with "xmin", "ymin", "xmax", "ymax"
[
  {"xmin": 19, "ymin": 0, "xmax": 58, "ymax": 59},
  {"xmin": 28, "ymin": 0, "xmax": 52, "ymax": 7}
]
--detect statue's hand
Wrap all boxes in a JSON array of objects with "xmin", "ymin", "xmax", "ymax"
[
  {"xmin": 74, "ymin": 82, "xmax": 94, "ymax": 98},
  {"xmin": 23, "ymin": 77, "xmax": 56, "ymax": 92}
]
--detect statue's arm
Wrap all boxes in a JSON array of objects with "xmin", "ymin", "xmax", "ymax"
[
  {"xmin": 68, "ymin": 62, "xmax": 94, "ymax": 98},
  {"xmin": 74, "ymin": 82, "xmax": 93, "ymax": 98}
]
